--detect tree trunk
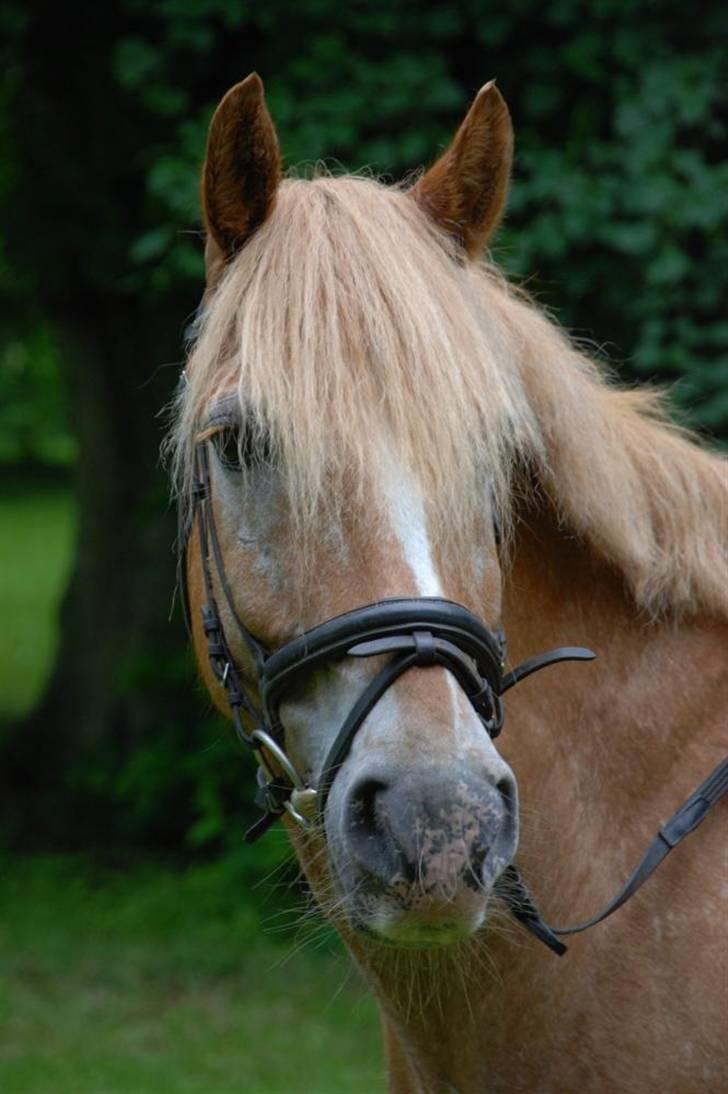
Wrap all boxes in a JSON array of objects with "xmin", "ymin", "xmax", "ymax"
[
  {"xmin": 0, "ymin": 2, "xmax": 204, "ymax": 842},
  {"xmin": 1, "ymin": 295, "xmax": 196, "ymax": 843}
]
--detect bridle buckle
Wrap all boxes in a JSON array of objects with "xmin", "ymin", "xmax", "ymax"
[{"xmin": 286, "ymin": 787, "xmax": 319, "ymax": 826}]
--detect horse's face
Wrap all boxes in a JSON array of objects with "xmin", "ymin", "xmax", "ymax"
[
  {"xmin": 188, "ymin": 74, "xmax": 519, "ymax": 948},
  {"xmin": 197, "ymin": 412, "xmax": 518, "ymax": 947}
]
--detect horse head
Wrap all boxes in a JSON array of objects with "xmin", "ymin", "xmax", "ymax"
[{"xmin": 176, "ymin": 73, "xmax": 532, "ymax": 948}]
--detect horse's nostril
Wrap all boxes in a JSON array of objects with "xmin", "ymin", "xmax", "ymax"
[
  {"xmin": 349, "ymin": 777, "xmax": 388, "ymax": 835},
  {"xmin": 344, "ymin": 776, "xmax": 410, "ymax": 882},
  {"xmin": 496, "ymin": 774, "xmax": 516, "ymax": 811}
]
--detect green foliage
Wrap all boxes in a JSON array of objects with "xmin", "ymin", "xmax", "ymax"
[
  {"xmin": 0, "ymin": 329, "xmax": 76, "ymax": 466},
  {"xmin": 0, "ymin": 482, "xmax": 76, "ymax": 715},
  {"xmin": 499, "ymin": 11, "xmax": 728, "ymax": 432}
]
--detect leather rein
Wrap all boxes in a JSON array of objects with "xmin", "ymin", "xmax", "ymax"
[{"xmin": 180, "ymin": 438, "xmax": 728, "ymax": 956}]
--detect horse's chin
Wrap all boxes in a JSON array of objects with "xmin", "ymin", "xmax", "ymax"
[{"xmin": 345, "ymin": 888, "xmax": 489, "ymax": 950}]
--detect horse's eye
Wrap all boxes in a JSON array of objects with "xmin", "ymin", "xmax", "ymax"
[{"xmin": 211, "ymin": 426, "xmax": 269, "ymax": 472}]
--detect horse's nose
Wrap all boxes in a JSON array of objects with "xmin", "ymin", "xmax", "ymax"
[{"xmin": 343, "ymin": 766, "xmax": 518, "ymax": 890}]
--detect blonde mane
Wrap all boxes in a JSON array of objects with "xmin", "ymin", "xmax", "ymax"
[{"xmin": 171, "ymin": 174, "xmax": 728, "ymax": 619}]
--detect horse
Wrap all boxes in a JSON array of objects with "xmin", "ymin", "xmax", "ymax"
[{"xmin": 170, "ymin": 73, "xmax": 728, "ymax": 1092}]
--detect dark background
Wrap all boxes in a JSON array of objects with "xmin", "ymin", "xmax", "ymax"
[{"xmin": 1, "ymin": 0, "xmax": 726, "ymax": 872}]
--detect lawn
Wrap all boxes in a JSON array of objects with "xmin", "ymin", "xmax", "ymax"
[
  {"xmin": 0, "ymin": 478, "xmax": 77, "ymax": 716},
  {"xmin": 0, "ymin": 857, "xmax": 384, "ymax": 1094}
]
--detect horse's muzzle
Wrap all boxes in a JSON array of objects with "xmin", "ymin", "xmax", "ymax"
[{"xmin": 327, "ymin": 762, "xmax": 519, "ymax": 947}]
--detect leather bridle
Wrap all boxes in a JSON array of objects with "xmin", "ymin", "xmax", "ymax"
[{"xmin": 180, "ymin": 435, "xmax": 728, "ymax": 956}]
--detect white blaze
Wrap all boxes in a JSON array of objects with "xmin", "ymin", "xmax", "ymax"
[
  {"xmin": 377, "ymin": 454, "xmax": 483, "ymax": 735},
  {"xmin": 378, "ymin": 455, "xmax": 444, "ymax": 597}
]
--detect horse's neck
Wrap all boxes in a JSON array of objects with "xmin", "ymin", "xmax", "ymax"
[
  {"xmin": 354, "ymin": 502, "xmax": 727, "ymax": 1092},
  {"xmin": 503, "ymin": 501, "xmax": 726, "ymax": 918}
]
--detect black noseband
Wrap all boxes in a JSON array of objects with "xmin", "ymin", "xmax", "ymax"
[
  {"xmin": 259, "ymin": 597, "xmax": 594, "ymax": 818},
  {"xmin": 262, "ymin": 597, "xmax": 507, "ymax": 816}
]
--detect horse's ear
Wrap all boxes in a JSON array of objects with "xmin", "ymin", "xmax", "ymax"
[
  {"xmin": 413, "ymin": 81, "xmax": 513, "ymax": 258},
  {"xmin": 201, "ymin": 73, "xmax": 281, "ymax": 262}
]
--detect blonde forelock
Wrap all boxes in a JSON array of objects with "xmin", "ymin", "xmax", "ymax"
[{"xmin": 169, "ymin": 172, "xmax": 728, "ymax": 619}]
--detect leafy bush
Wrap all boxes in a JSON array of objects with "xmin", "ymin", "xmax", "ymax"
[{"xmin": 0, "ymin": 328, "xmax": 76, "ymax": 466}]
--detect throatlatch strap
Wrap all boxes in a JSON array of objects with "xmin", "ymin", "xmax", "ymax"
[
  {"xmin": 501, "ymin": 753, "xmax": 728, "ymax": 955},
  {"xmin": 499, "ymin": 646, "xmax": 595, "ymax": 693}
]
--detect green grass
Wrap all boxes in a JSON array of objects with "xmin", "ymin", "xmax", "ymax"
[
  {"xmin": 0, "ymin": 857, "xmax": 384, "ymax": 1094},
  {"xmin": 0, "ymin": 480, "xmax": 76, "ymax": 716}
]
